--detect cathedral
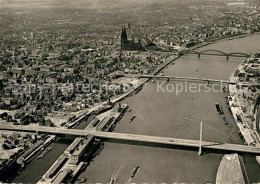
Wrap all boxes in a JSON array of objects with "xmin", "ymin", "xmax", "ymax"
[{"xmin": 120, "ymin": 26, "xmax": 143, "ymax": 51}]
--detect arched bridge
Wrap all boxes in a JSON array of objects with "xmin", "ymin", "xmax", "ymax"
[{"xmin": 181, "ymin": 49, "xmax": 250, "ymax": 59}]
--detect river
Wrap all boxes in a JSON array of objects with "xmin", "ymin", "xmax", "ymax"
[
  {"xmin": 12, "ymin": 34, "xmax": 260, "ymax": 183},
  {"xmin": 77, "ymin": 34, "xmax": 260, "ymax": 183}
]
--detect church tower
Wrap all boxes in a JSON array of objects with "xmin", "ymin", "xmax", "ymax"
[{"xmin": 121, "ymin": 26, "xmax": 128, "ymax": 50}]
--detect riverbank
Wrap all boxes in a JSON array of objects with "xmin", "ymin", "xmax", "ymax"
[{"xmin": 228, "ymin": 54, "xmax": 260, "ymax": 146}]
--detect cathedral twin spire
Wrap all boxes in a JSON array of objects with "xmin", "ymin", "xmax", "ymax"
[{"xmin": 121, "ymin": 26, "xmax": 128, "ymax": 42}]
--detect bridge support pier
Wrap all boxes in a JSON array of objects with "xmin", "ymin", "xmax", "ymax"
[{"xmin": 226, "ymin": 55, "xmax": 229, "ymax": 60}]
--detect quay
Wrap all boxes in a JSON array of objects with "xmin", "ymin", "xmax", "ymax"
[{"xmin": 1, "ymin": 125, "xmax": 260, "ymax": 155}]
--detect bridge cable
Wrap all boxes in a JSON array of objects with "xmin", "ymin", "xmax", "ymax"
[
  {"xmin": 203, "ymin": 124, "xmax": 242, "ymax": 144},
  {"xmin": 186, "ymin": 117, "xmax": 242, "ymax": 144},
  {"xmin": 171, "ymin": 119, "xmax": 200, "ymax": 135},
  {"xmin": 203, "ymin": 125, "xmax": 227, "ymax": 144},
  {"xmin": 182, "ymin": 124, "xmax": 201, "ymax": 140},
  {"xmin": 203, "ymin": 123, "xmax": 242, "ymax": 143},
  {"xmin": 174, "ymin": 123, "xmax": 200, "ymax": 138},
  {"xmin": 182, "ymin": 116, "xmax": 242, "ymax": 143}
]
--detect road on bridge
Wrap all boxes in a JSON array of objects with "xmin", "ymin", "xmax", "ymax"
[
  {"xmin": 136, "ymin": 75, "xmax": 237, "ymax": 84},
  {"xmin": 1, "ymin": 125, "xmax": 260, "ymax": 155}
]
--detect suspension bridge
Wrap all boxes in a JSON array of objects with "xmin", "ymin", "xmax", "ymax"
[
  {"xmin": 138, "ymin": 75, "xmax": 237, "ymax": 84},
  {"xmin": 1, "ymin": 122, "xmax": 260, "ymax": 155}
]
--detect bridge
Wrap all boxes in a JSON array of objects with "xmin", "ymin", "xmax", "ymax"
[
  {"xmin": 181, "ymin": 49, "xmax": 250, "ymax": 59},
  {"xmin": 1, "ymin": 125, "xmax": 260, "ymax": 155},
  {"xmin": 138, "ymin": 75, "xmax": 237, "ymax": 84}
]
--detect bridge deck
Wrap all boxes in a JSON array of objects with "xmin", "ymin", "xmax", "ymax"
[
  {"xmin": 139, "ymin": 75, "xmax": 236, "ymax": 84},
  {"xmin": 184, "ymin": 50, "xmax": 250, "ymax": 58},
  {"xmin": 1, "ymin": 125, "xmax": 260, "ymax": 154},
  {"xmin": 187, "ymin": 53, "xmax": 248, "ymax": 58}
]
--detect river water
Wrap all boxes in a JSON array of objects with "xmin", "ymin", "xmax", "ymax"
[
  {"xmin": 77, "ymin": 35, "xmax": 260, "ymax": 183},
  {"xmin": 12, "ymin": 34, "xmax": 260, "ymax": 183}
]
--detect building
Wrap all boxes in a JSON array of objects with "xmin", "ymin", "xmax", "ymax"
[
  {"xmin": 245, "ymin": 63, "xmax": 260, "ymax": 75},
  {"xmin": 0, "ymin": 78, "xmax": 3, "ymax": 90},
  {"xmin": 121, "ymin": 26, "xmax": 143, "ymax": 51},
  {"xmin": 64, "ymin": 138, "xmax": 82, "ymax": 155},
  {"xmin": 52, "ymin": 170, "xmax": 70, "ymax": 184},
  {"xmin": 45, "ymin": 154, "xmax": 68, "ymax": 179},
  {"xmin": 69, "ymin": 135, "xmax": 95, "ymax": 165},
  {"xmin": 254, "ymin": 95, "xmax": 260, "ymax": 133},
  {"xmin": 227, "ymin": 0, "xmax": 246, "ymax": 6}
]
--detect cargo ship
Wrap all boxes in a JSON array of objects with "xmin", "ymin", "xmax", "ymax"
[{"xmin": 215, "ymin": 103, "xmax": 224, "ymax": 114}]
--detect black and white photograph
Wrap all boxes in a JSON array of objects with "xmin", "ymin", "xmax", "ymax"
[{"xmin": 0, "ymin": 0, "xmax": 260, "ymax": 183}]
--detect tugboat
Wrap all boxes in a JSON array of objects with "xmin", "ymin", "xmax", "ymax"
[{"xmin": 129, "ymin": 115, "xmax": 137, "ymax": 122}]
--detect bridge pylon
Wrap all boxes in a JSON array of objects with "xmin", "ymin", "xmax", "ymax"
[{"xmin": 198, "ymin": 121, "xmax": 203, "ymax": 156}]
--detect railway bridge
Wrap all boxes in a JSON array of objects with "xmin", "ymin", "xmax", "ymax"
[{"xmin": 180, "ymin": 49, "xmax": 250, "ymax": 59}]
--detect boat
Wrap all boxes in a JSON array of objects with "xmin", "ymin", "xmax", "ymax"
[
  {"xmin": 109, "ymin": 177, "xmax": 116, "ymax": 184},
  {"xmin": 219, "ymin": 106, "xmax": 224, "ymax": 114},
  {"xmin": 221, "ymin": 116, "xmax": 228, "ymax": 125},
  {"xmin": 129, "ymin": 115, "xmax": 137, "ymax": 122},
  {"xmin": 215, "ymin": 103, "xmax": 224, "ymax": 114},
  {"xmin": 215, "ymin": 103, "xmax": 221, "ymax": 113},
  {"xmin": 131, "ymin": 166, "xmax": 140, "ymax": 178},
  {"xmin": 80, "ymin": 177, "xmax": 86, "ymax": 183},
  {"xmin": 110, "ymin": 167, "xmax": 121, "ymax": 184}
]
